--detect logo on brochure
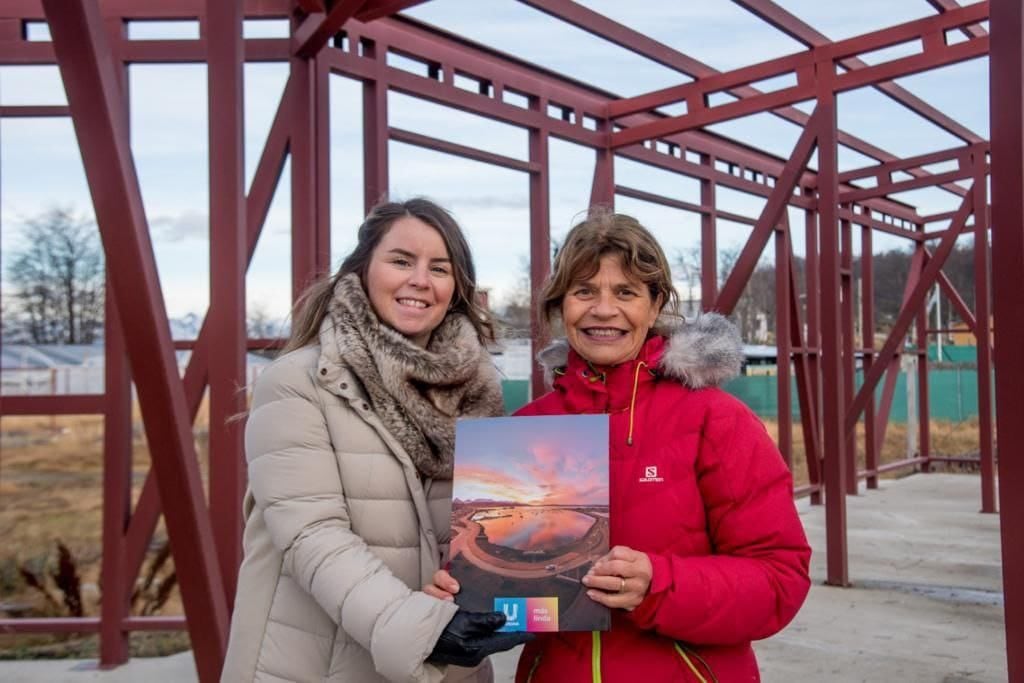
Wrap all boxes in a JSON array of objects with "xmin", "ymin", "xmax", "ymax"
[
  {"xmin": 494, "ymin": 597, "xmax": 559, "ymax": 632},
  {"xmin": 639, "ymin": 465, "xmax": 664, "ymax": 483}
]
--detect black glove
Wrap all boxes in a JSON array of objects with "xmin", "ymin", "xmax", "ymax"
[{"xmin": 427, "ymin": 610, "xmax": 535, "ymax": 667}]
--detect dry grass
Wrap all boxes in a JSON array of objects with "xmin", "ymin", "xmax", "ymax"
[
  {"xmin": 762, "ymin": 417, "xmax": 988, "ymax": 488},
  {"xmin": 0, "ymin": 404, "xmax": 211, "ymax": 658}
]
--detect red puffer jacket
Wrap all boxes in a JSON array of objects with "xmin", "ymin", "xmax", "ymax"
[{"xmin": 513, "ymin": 315, "xmax": 811, "ymax": 683}]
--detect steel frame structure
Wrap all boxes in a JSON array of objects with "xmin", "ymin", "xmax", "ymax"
[{"xmin": 0, "ymin": 0, "xmax": 1019, "ymax": 680}]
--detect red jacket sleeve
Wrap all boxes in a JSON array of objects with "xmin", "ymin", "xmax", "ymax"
[{"xmin": 628, "ymin": 396, "xmax": 811, "ymax": 645}]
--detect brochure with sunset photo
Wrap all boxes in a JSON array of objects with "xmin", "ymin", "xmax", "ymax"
[{"xmin": 449, "ymin": 414, "xmax": 610, "ymax": 633}]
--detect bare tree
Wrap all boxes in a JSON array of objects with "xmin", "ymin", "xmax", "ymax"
[
  {"xmin": 674, "ymin": 246, "xmax": 703, "ymax": 317},
  {"xmin": 247, "ymin": 304, "xmax": 285, "ymax": 339},
  {"xmin": 493, "ymin": 256, "xmax": 532, "ymax": 339},
  {"xmin": 5, "ymin": 208, "xmax": 104, "ymax": 344}
]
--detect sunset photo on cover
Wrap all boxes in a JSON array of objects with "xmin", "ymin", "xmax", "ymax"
[{"xmin": 450, "ymin": 414, "xmax": 610, "ymax": 632}]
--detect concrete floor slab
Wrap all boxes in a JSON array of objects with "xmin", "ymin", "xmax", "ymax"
[{"xmin": 1, "ymin": 473, "xmax": 1006, "ymax": 682}]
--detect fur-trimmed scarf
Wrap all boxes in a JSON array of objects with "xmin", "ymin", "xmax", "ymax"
[{"xmin": 318, "ymin": 273, "xmax": 504, "ymax": 479}]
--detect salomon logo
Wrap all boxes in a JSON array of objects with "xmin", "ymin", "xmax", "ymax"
[{"xmin": 639, "ymin": 465, "xmax": 664, "ymax": 483}]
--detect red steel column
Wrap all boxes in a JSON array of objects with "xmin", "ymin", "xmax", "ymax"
[
  {"xmin": 589, "ymin": 119, "xmax": 614, "ymax": 207},
  {"xmin": 970, "ymin": 145, "xmax": 995, "ymax": 511},
  {"xmin": 989, "ymin": 3, "xmax": 1024, "ymax": 677},
  {"xmin": 804, "ymin": 190, "xmax": 823, "ymax": 505},
  {"xmin": 817, "ymin": 81, "xmax": 849, "ymax": 586},
  {"xmin": 99, "ymin": 18, "xmax": 131, "ymax": 667},
  {"xmin": 291, "ymin": 40, "xmax": 318, "ymax": 301},
  {"xmin": 840, "ymin": 210, "xmax": 858, "ymax": 493},
  {"xmin": 101, "ymin": 284, "xmax": 132, "ymax": 667},
  {"xmin": 971, "ymin": 146, "xmax": 996, "ymax": 513},
  {"xmin": 315, "ymin": 55, "xmax": 331, "ymax": 272},
  {"xmin": 529, "ymin": 99, "xmax": 551, "ymax": 399},
  {"xmin": 207, "ymin": 0, "xmax": 246, "ymax": 605},
  {"xmin": 914, "ymin": 222, "xmax": 931, "ymax": 471},
  {"xmin": 775, "ymin": 221, "xmax": 793, "ymax": 470},
  {"xmin": 41, "ymin": 2, "xmax": 228, "ymax": 678},
  {"xmin": 860, "ymin": 222, "xmax": 878, "ymax": 489},
  {"xmin": 363, "ymin": 38, "xmax": 389, "ymax": 213},
  {"xmin": 701, "ymin": 154, "xmax": 717, "ymax": 311}
]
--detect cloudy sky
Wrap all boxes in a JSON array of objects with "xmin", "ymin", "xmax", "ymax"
[
  {"xmin": 0, "ymin": 0, "xmax": 989, "ymax": 324},
  {"xmin": 453, "ymin": 414, "xmax": 609, "ymax": 505}
]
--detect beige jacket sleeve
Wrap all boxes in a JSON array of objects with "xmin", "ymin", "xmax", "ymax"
[{"xmin": 244, "ymin": 355, "xmax": 459, "ymax": 683}]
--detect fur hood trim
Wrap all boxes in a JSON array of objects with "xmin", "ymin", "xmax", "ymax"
[{"xmin": 537, "ymin": 312, "xmax": 743, "ymax": 390}]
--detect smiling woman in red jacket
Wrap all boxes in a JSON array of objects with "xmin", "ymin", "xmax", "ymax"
[{"xmin": 512, "ymin": 211, "xmax": 810, "ymax": 682}]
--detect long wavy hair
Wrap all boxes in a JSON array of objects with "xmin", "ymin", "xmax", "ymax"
[{"xmin": 282, "ymin": 198, "xmax": 493, "ymax": 354}]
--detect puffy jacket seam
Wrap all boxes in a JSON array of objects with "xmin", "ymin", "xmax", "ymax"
[
  {"xmin": 262, "ymin": 493, "xmax": 343, "ymax": 512},
  {"xmin": 264, "ymin": 615, "xmax": 335, "ymax": 641}
]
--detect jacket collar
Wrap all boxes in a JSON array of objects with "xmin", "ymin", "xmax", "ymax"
[{"xmin": 537, "ymin": 312, "xmax": 743, "ymax": 395}]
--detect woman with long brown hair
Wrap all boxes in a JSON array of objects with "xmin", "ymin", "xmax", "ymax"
[{"xmin": 223, "ymin": 199, "xmax": 529, "ymax": 683}]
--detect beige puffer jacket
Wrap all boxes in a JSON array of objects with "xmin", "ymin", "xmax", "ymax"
[{"xmin": 221, "ymin": 345, "xmax": 493, "ymax": 682}]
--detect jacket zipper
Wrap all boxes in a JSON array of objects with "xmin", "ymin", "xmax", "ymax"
[
  {"xmin": 673, "ymin": 642, "xmax": 717, "ymax": 683},
  {"xmin": 525, "ymin": 651, "xmax": 542, "ymax": 683},
  {"xmin": 591, "ymin": 631, "xmax": 602, "ymax": 683}
]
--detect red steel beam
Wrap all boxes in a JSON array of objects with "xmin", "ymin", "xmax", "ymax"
[
  {"xmin": 390, "ymin": 126, "xmax": 539, "ymax": 173},
  {"xmin": 860, "ymin": 223, "xmax": 878, "ymax": 489},
  {"xmin": 700, "ymin": 154, "xmax": 717, "ymax": 310},
  {"xmin": 845, "ymin": 190, "xmax": 973, "ymax": 435},
  {"xmin": 914, "ymin": 226, "xmax": 932, "ymax": 471},
  {"xmin": 100, "ymin": 287, "xmax": 132, "ymax": 668},
  {"xmin": 837, "ymin": 207, "xmax": 923, "ymax": 241},
  {"xmin": 1, "ymin": 395, "xmax": 106, "ymax": 414},
  {"xmin": 529, "ymin": 97, "xmax": 551, "ymax": 400},
  {"xmin": 775, "ymin": 217, "xmax": 793, "ymax": 470},
  {"xmin": 99, "ymin": 40, "xmax": 132, "ymax": 666},
  {"xmin": 923, "ymin": 249, "xmax": 978, "ymax": 334},
  {"xmin": 817, "ymin": 84, "xmax": 849, "ymax": 586},
  {"xmin": 970, "ymin": 151, "xmax": 996, "ymax": 514},
  {"xmin": 0, "ymin": 105, "xmax": 70, "ymax": 116},
  {"xmin": 361, "ymin": 36, "xmax": 388, "ymax": 212},
  {"xmin": 802, "ymin": 188, "xmax": 823, "ymax": 507},
  {"xmin": 519, "ymin": 0, "xmax": 965, "ymax": 198},
  {"xmin": 40, "ymin": 3, "xmax": 228, "ymax": 681},
  {"xmin": 787, "ymin": 248, "xmax": 823, "ymax": 500},
  {"xmin": 838, "ymin": 145, "xmax": 973, "ymax": 184},
  {"xmin": 356, "ymin": 0, "xmax": 433, "ymax": 22},
  {"xmin": 589, "ymin": 119, "xmax": 614, "ymax": 207},
  {"xmin": 206, "ymin": 0, "xmax": 246, "ymax": 606},
  {"xmin": 123, "ymin": 73, "xmax": 295, "ymax": 589},
  {"xmin": 614, "ymin": 185, "xmax": 756, "ymax": 226},
  {"xmin": 733, "ymin": 0, "xmax": 984, "ymax": 143},
  {"xmin": 610, "ymin": 3, "xmax": 989, "ymax": 147},
  {"xmin": 839, "ymin": 167, "xmax": 975, "ymax": 204},
  {"xmin": 872, "ymin": 249, "xmax": 925, "ymax": 458},
  {"xmin": 840, "ymin": 211, "xmax": 857, "ymax": 495},
  {"xmin": 714, "ymin": 105, "xmax": 821, "ymax": 314},
  {"xmin": 338, "ymin": 15, "xmax": 923, "ymax": 223},
  {"xmin": 291, "ymin": 30, "xmax": 318, "ymax": 297},
  {"xmin": 989, "ymin": 4, "xmax": 1024, "ymax": 674},
  {"xmin": 293, "ymin": 0, "xmax": 366, "ymax": 59},
  {"xmin": 0, "ymin": 10, "xmax": 924, "ymax": 226},
  {"xmin": 926, "ymin": 0, "xmax": 989, "ymax": 38},
  {"xmin": 295, "ymin": 0, "xmax": 324, "ymax": 13}
]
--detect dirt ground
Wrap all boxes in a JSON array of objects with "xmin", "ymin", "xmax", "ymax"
[{"xmin": 0, "ymin": 409, "xmax": 984, "ymax": 658}]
